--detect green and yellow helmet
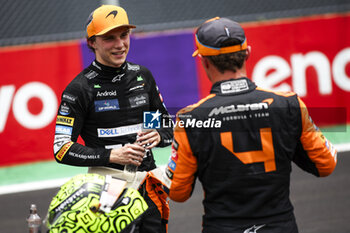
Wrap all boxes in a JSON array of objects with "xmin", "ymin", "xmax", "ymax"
[{"xmin": 46, "ymin": 173, "xmax": 148, "ymax": 233}]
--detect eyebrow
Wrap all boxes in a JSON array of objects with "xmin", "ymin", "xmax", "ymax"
[
  {"xmin": 123, "ymin": 29, "xmax": 131, "ymax": 34},
  {"xmin": 101, "ymin": 28, "xmax": 130, "ymax": 38}
]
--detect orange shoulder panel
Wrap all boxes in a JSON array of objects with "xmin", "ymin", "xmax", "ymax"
[
  {"xmin": 255, "ymin": 87, "xmax": 296, "ymax": 97},
  {"xmin": 169, "ymin": 94, "xmax": 216, "ymax": 201},
  {"xmin": 169, "ymin": 123, "xmax": 198, "ymax": 202},
  {"xmin": 177, "ymin": 94, "xmax": 216, "ymax": 115},
  {"xmin": 298, "ymin": 98, "xmax": 337, "ymax": 177}
]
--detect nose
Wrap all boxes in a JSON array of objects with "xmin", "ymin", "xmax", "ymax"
[{"xmin": 113, "ymin": 38, "xmax": 124, "ymax": 49}]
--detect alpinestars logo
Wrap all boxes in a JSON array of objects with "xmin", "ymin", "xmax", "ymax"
[
  {"xmin": 243, "ymin": 224, "xmax": 266, "ymax": 233},
  {"xmin": 112, "ymin": 73, "xmax": 125, "ymax": 82}
]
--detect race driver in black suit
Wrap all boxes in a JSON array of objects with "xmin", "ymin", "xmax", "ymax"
[
  {"xmin": 53, "ymin": 5, "xmax": 172, "ymax": 233},
  {"xmin": 167, "ymin": 17, "xmax": 337, "ymax": 233}
]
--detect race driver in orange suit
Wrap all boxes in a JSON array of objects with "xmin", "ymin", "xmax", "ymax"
[{"xmin": 166, "ymin": 17, "xmax": 337, "ymax": 233}]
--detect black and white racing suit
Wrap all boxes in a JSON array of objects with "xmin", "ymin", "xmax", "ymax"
[
  {"xmin": 53, "ymin": 60, "xmax": 173, "ymax": 233},
  {"xmin": 53, "ymin": 60, "xmax": 172, "ymax": 171}
]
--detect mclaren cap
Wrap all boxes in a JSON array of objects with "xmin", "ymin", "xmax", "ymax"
[
  {"xmin": 86, "ymin": 5, "xmax": 136, "ymax": 38},
  {"xmin": 192, "ymin": 17, "xmax": 247, "ymax": 57}
]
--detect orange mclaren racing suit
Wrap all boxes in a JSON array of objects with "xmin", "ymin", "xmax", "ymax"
[{"xmin": 167, "ymin": 77, "xmax": 337, "ymax": 233}]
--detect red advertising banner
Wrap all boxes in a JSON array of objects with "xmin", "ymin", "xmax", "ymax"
[
  {"xmin": 0, "ymin": 13, "xmax": 349, "ymax": 167},
  {"xmin": 0, "ymin": 42, "xmax": 82, "ymax": 166},
  {"xmin": 197, "ymin": 13, "xmax": 350, "ymax": 125}
]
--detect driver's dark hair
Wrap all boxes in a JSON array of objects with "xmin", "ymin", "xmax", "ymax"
[
  {"xmin": 86, "ymin": 36, "xmax": 96, "ymax": 53},
  {"xmin": 206, "ymin": 38, "xmax": 247, "ymax": 73}
]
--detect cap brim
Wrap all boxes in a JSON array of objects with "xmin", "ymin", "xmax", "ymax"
[{"xmin": 95, "ymin": 24, "xmax": 136, "ymax": 36}]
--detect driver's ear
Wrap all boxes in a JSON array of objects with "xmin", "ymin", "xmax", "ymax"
[
  {"xmin": 87, "ymin": 37, "xmax": 97, "ymax": 50},
  {"xmin": 245, "ymin": 45, "xmax": 251, "ymax": 61},
  {"xmin": 199, "ymin": 55, "xmax": 210, "ymax": 69}
]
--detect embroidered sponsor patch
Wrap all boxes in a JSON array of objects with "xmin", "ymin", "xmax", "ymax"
[
  {"xmin": 105, "ymin": 144, "xmax": 123, "ymax": 149},
  {"xmin": 53, "ymin": 135, "xmax": 71, "ymax": 154},
  {"xmin": 55, "ymin": 125, "xmax": 72, "ymax": 135},
  {"xmin": 165, "ymin": 168, "xmax": 174, "ymax": 180},
  {"xmin": 243, "ymin": 224, "xmax": 266, "ymax": 233},
  {"xmin": 94, "ymin": 99, "xmax": 120, "ymax": 112},
  {"xmin": 129, "ymin": 93, "xmax": 149, "ymax": 108},
  {"xmin": 163, "ymin": 139, "xmax": 173, "ymax": 145},
  {"xmin": 96, "ymin": 90, "xmax": 117, "ymax": 97},
  {"xmin": 62, "ymin": 93, "xmax": 77, "ymax": 103},
  {"xmin": 54, "ymin": 135, "xmax": 71, "ymax": 141},
  {"xmin": 68, "ymin": 151, "xmax": 100, "ymax": 160},
  {"xmin": 220, "ymin": 79, "xmax": 249, "ymax": 94},
  {"xmin": 127, "ymin": 63, "xmax": 140, "ymax": 71},
  {"xmin": 85, "ymin": 70, "xmax": 99, "ymax": 79},
  {"xmin": 167, "ymin": 159, "xmax": 177, "ymax": 171},
  {"xmin": 171, "ymin": 146, "xmax": 178, "ymax": 162},
  {"xmin": 59, "ymin": 102, "xmax": 71, "ymax": 115},
  {"xmin": 112, "ymin": 73, "xmax": 125, "ymax": 82},
  {"xmin": 173, "ymin": 139, "xmax": 179, "ymax": 150},
  {"xmin": 56, "ymin": 116, "xmax": 75, "ymax": 126},
  {"xmin": 129, "ymin": 84, "xmax": 145, "ymax": 92},
  {"xmin": 97, "ymin": 123, "xmax": 142, "ymax": 138},
  {"xmin": 56, "ymin": 142, "xmax": 73, "ymax": 161}
]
